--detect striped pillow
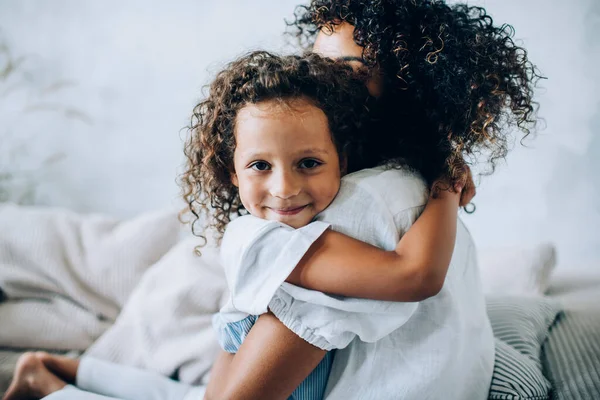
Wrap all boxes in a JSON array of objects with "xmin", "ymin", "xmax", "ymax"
[
  {"xmin": 542, "ymin": 310, "xmax": 600, "ymax": 399},
  {"xmin": 486, "ymin": 296, "xmax": 561, "ymax": 367},
  {"xmin": 486, "ymin": 296, "xmax": 561, "ymax": 400},
  {"xmin": 489, "ymin": 338, "xmax": 551, "ymax": 400}
]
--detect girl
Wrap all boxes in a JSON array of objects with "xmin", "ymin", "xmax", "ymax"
[
  {"xmin": 201, "ymin": 55, "xmax": 490, "ymax": 400},
  {"xmin": 3, "ymin": 52, "xmax": 472, "ymax": 400}
]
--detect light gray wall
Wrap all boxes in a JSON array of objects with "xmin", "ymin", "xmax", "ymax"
[{"xmin": 1, "ymin": 1, "xmax": 598, "ymax": 269}]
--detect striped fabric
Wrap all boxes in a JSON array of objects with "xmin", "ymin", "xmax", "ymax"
[
  {"xmin": 485, "ymin": 296, "xmax": 561, "ymax": 400},
  {"xmin": 0, "ymin": 349, "xmax": 23, "ymax": 398},
  {"xmin": 218, "ymin": 315, "xmax": 258, "ymax": 353},
  {"xmin": 489, "ymin": 338, "xmax": 551, "ymax": 400},
  {"xmin": 542, "ymin": 310, "xmax": 600, "ymax": 400},
  {"xmin": 487, "ymin": 296, "xmax": 561, "ymax": 367},
  {"xmin": 217, "ymin": 314, "xmax": 335, "ymax": 400}
]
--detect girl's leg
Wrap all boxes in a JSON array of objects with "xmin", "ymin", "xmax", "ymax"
[
  {"xmin": 4, "ymin": 352, "xmax": 68, "ymax": 400},
  {"xmin": 6, "ymin": 352, "xmax": 205, "ymax": 400},
  {"xmin": 73, "ymin": 357, "xmax": 204, "ymax": 400},
  {"xmin": 43, "ymin": 386, "xmax": 125, "ymax": 400}
]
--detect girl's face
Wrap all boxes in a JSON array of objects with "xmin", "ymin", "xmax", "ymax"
[
  {"xmin": 231, "ymin": 98, "xmax": 342, "ymax": 229},
  {"xmin": 313, "ymin": 22, "xmax": 383, "ymax": 97}
]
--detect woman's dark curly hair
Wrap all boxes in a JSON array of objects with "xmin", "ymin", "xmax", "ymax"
[
  {"xmin": 289, "ymin": 0, "xmax": 543, "ymax": 188},
  {"xmin": 180, "ymin": 51, "xmax": 373, "ymax": 242}
]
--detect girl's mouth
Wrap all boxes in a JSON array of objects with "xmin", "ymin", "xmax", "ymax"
[{"xmin": 270, "ymin": 205, "xmax": 307, "ymax": 216}]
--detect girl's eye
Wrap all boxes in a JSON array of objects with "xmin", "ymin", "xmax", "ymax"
[
  {"xmin": 299, "ymin": 159, "xmax": 322, "ymax": 169},
  {"xmin": 250, "ymin": 161, "xmax": 271, "ymax": 171}
]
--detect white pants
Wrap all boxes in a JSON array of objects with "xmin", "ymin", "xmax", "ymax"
[{"xmin": 43, "ymin": 357, "xmax": 206, "ymax": 400}]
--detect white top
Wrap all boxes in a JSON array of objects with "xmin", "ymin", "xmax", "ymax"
[{"xmin": 216, "ymin": 166, "xmax": 494, "ymax": 400}]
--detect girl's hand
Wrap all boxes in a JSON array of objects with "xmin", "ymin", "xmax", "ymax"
[{"xmin": 431, "ymin": 165, "xmax": 476, "ymax": 207}]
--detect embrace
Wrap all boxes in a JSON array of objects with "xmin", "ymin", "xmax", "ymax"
[{"xmin": 4, "ymin": 1, "xmax": 539, "ymax": 399}]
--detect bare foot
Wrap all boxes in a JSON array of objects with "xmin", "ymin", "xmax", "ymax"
[
  {"xmin": 35, "ymin": 352, "xmax": 79, "ymax": 384},
  {"xmin": 3, "ymin": 352, "xmax": 67, "ymax": 400}
]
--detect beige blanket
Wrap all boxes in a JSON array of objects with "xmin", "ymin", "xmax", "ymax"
[{"xmin": 0, "ymin": 203, "xmax": 226, "ymax": 384}]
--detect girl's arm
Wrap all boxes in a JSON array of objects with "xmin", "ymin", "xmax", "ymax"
[
  {"xmin": 286, "ymin": 174, "xmax": 475, "ymax": 302},
  {"xmin": 205, "ymin": 313, "xmax": 326, "ymax": 400},
  {"xmin": 205, "ymin": 174, "xmax": 476, "ymax": 399},
  {"xmin": 204, "ymin": 185, "xmax": 463, "ymax": 398}
]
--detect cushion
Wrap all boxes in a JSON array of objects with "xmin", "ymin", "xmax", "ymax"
[
  {"xmin": 486, "ymin": 296, "xmax": 562, "ymax": 400},
  {"xmin": 489, "ymin": 338, "xmax": 551, "ymax": 400},
  {"xmin": 0, "ymin": 204, "xmax": 183, "ymax": 350},
  {"xmin": 0, "ymin": 203, "xmax": 182, "ymax": 320},
  {"xmin": 486, "ymin": 296, "xmax": 562, "ymax": 368},
  {"xmin": 541, "ymin": 309, "xmax": 600, "ymax": 400}
]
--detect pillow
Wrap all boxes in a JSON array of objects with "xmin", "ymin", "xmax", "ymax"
[
  {"xmin": 486, "ymin": 296, "xmax": 562, "ymax": 368},
  {"xmin": 478, "ymin": 243, "xmax": 557, "ymax": 296},
  {"xmin": 0, "ymin": 203, "xmax": 182, "ymax": 321},
  {"xmin": 542, "ymin": 310, "xmax": 600, "ymax": 400},
  {"xmin": 489, "ymin": 338, "xmax": 551, "ymax": 400}
]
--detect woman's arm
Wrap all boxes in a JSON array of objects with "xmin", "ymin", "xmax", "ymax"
[
  {"xmin": 286, "ymin": 173, "xmax": 476, "ymax": 302},
  {"xmin": 205, "ymin": 313, "xmax": 326, "ymax": 400}
]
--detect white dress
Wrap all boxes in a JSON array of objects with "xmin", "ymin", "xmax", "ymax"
[{"xmin": 217, "ymin": 166, "xmax": 495, "ymax": 400}]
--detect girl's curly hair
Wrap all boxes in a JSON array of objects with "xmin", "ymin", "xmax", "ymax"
[
  {"xmin": 180, "ymin": 51, "xmax": 373, "ymax": 242},
  {"xmin": 289, "ymin": 0, "xmax": 543, "ymax": 188}
]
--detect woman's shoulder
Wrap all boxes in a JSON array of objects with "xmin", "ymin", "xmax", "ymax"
[
  {"xmin": 341, "ymin": 166, "xmax": 429, "ymax": 212},
  {"xmin": 343, "ymin": 165, "xmax": 428, "ymax": 191}
]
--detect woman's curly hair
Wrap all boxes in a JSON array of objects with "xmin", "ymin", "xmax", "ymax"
[
  {"xmin": 180, "ymin": 51, "xmax": 373, "ymax": 242},
  {"xmin": 289, "ymin": 0, "xmax": 543, "ymax": 188}
]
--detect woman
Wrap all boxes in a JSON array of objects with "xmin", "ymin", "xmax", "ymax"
[{"xmin": 204, "ymin": 1, "xmax": 540, "ymax": 399}]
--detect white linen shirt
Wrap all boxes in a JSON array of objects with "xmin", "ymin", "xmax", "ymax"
[{"xmin": 215, "ymin": 167, "xmax": 494, "ymax": 400}]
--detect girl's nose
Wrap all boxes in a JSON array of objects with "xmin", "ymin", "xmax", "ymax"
[{"xmin": 269, "ymin": 171, "xmax": 301, "ymax": 199}]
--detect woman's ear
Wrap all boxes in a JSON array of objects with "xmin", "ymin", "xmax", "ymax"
[{"xmin": 340, "ymin": 153, "xmax": 348, "ymax": 175}]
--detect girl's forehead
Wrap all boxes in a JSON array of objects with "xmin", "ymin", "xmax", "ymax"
[
  {"xmin": 235, "ymin": 99, "xmax": 331, "ymax": 139},
  {"xmin": 238, "ymin": 98, "xmax": 319, "ymax": 118},
  {"xmin": 235, "ymin": 100, "xmax": 329, "ymax": 136},
  {"xmin": 234, "ymin": 100, "xmax": 337, "ymax": 157}
]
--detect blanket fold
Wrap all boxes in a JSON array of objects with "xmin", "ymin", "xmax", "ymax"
[
  {"xmin": 1, "ymin": 203, "xmax": 226, "ymax": 383},
  {"xmin": 85, "ymin": 237, "xmax": 227, "ymax": 384}
]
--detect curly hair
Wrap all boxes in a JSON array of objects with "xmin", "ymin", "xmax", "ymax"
[
  {"xmin": 289, "ymin": 0, "xmax": 543, "ymax": 188},
  {"xmin": 180, "ymin": 51, "xmax": 374, "ymax": 242}
]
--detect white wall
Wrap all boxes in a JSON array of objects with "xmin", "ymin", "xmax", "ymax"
[
  {"xmin": 463, "ymin": 0, "xmax": 600, "ymax": 268},
  {"xmin": 1, "ymin": 0, "xmax": 598, "ymax": 269}
]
